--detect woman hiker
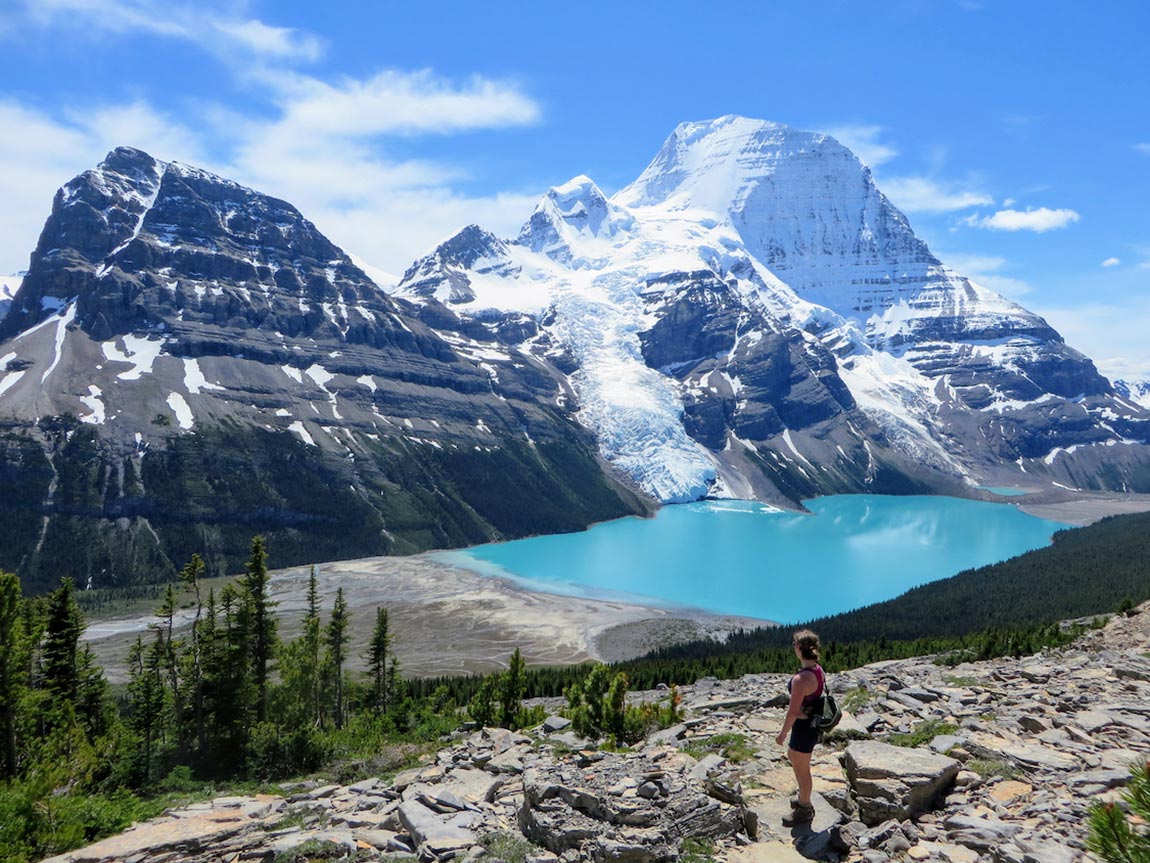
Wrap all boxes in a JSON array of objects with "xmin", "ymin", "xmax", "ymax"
[{"xmin": 775, "ymin": 628, "xmax": 824, "ymax": 826}]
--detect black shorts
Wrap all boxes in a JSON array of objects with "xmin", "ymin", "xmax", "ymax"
[{"xmin": 789, "ymin": 717, "xmax": 820, "ymax": 754}]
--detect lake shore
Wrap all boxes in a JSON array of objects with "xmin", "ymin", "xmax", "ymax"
[
  {"xmin": 84, "ymin": 553, "xmax": 771, "ymax": 683},
  {"xmin": 83, "ymin": 489, "xmax": 1150, "ymax": 683},
  {"xmin": 1012, "ymin": 489, "xmax": 1150, "ymax": 525}
]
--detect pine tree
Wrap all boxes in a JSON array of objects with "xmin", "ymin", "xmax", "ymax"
[
  {"xmin": 127, "ymin": 634, "xmax": 165, "ymax": 782},
  {"xmin": 385, "ymin": 655, "xmax": 405, "ymax": 724},
  {"xmin": 240, "ymin": 536, "xmax": 277, "ymax": 724},
  {"xmin": 368, "ymin": 606, "xmax": 392, "ymax": 713},
  {"xmin": 154, "ymin": 583, "xmax": 183, "ymax": 748},
  {"xmin": 499, "ymin": 648, "xmax": 526, "ymax": 729},
  {"xmin": 42, "ymin": 579, "xmax": 84, "ymax": 707},
  {"xmin": 205, "ymin": 585, "xmax": 250, "ymax": 765},
  {"xmin": 303, "ymin": 566, "xmax": 322, "ymax": 726},
  {"xmin": 325, "ymin": 587, "xmax": 350, "ymax": 729},
  {"xmin": 468, "ymin": 674, "xmax": 497, "ymax": 727},
  {"xmin": 0, "ymin": 571, "xmax": 23, "ymax": 777},
  {"xmin": 1088, "ymin": 758, "xmax": 1150, "ymax": 863},
  {"xmin": 605, "ymin": 672, "xmax": 628, "ymax": 741},
  {"xmin": 275, "ymin": 569, "xmax": 323, "ymax": 730},
  {"xmin": 179, "ymin": 554, "xmax": 207, "ymax": 755}
]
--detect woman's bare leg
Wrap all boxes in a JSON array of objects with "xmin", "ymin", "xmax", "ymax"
[{"xmin": 787, "ymin": 748, "xmax": 813, "ymax": 805}]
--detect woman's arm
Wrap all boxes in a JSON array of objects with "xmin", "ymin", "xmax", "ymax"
[{"xmin": 775, "ymin": 671, "xmax": 817, "ymax": 745}]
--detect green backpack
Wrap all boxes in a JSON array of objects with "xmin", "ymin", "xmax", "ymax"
[{"xmin": 809, "ymin": 692, "xmax": 843, "ymax": 731}]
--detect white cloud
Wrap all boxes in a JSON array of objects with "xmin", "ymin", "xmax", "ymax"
[
  {"xmin": 1134, "ymin": 143, "xmax": 1150, "ymax": 156},
  {"xmin": 1101, "ymin": 257, "xmax": 1121, "ymax": 268},
  {"xmin": 0, "ymin": 60, "xmax": 545, "ymax": 275},
  {"xmin": 264, "ymin": 69, "xmax": 541, "ymax": 139},
  {"xmin": 1038, "ymin": 301, "xmax": 1150, "ymax": 382},
  {"xmin": 210, "ymin": 18, "xmax": 323, "ymax": 62},
  {"xmin": 941, "ymin": 253, "xmax": 1033, "ymax": 298},
  {"xmin": 823, "ymin": 124, "xmax": 898, "ymax": 168},
  {"xmin": 18, "ymin": 0, "xmax": 324, "ymax": 63},
  {"xmin": 965, "ymin": 207, "xmax": 1080, "ymax": 232},
  {"xmin": 0, "ymin": 99, "xmax": 208, "ymax": 273},
  {"xmin": 880, "ymin": 176, "xmax": 994, "ymax": 213}
]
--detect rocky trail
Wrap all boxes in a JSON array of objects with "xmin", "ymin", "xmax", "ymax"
[{"xmin": 44, "ymin": 603, "xmax": 1150, "ymax": 863}]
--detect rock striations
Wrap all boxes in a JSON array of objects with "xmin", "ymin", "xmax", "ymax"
[
  {"xmin": 43, "ymin": 602, "xmax": 1150, "ymax": 863},
  {"xmin": 0, "ymin": 148, "xmax": 647, "ymax": 590}
]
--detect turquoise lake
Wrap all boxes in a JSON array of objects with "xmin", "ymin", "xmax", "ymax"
[{"xmin": 436, "ymin": 495, "xmax": 1071, "ymax": 623}]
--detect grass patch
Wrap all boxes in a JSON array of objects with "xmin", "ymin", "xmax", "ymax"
[
  {"xmin": 480, "ymin": 831, "xmax": 534, "ymax": 863},
  {"xmin": 841, "ymin": 687, "xmax": 875, "ymax": 713},
  {"xmin": 941, "ymin": 674, "xmax": 981, "ymax": 688},
  {"xmin": 886, "ymin": 719, "xmax": 958, "ymax": 748},
  {"xmin": 682, "ymin": 732, "xmax": 756, "ymax": 763},
  {"xmin": 681, "ymin": 837, "xmax": 717, "ymax": 863},
  {"xmin": 272, "ymin": 838, "xmax": 380, "ymax": 862},
  {"xmin": 966, "ymin": 758, "xmax": 1020, "ymax": 780}
]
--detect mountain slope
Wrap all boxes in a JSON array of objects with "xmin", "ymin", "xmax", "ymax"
[
  {"xmin": 0, "ymin": 148, "xmax": 648, "ymax": 592},
  {"xmin": 395, "ymin": 116, "xmax": 1150, "ymax": 501}
]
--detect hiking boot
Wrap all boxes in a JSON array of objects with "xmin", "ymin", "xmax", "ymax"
[{"xmin": 782, "ymin": 801, "xmax": 815, "ymax": 827}]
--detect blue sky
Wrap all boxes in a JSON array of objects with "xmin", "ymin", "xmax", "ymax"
[{"xmin": 1, "ymin": 0, "xmax": 1147, "ymax": 378}]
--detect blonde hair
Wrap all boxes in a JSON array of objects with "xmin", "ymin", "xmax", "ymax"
[{"xmin": 793, "ymin": 629, "xmax": 820, "ymax": 661}]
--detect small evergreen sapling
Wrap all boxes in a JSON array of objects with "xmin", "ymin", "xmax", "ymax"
[{"xmin": 1088, "ymin": 759, "xmax": 1150, "ymax": 863}]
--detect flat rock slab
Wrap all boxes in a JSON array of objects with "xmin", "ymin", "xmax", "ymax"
[
  {"xmin": 726, "ymin": 840, "xmax": 811, "ymax": 863},
  {"xmin": 397, "ymin": 799, "xmax": 478, "ymax": 857},
  {"xmin": 39, "ymin": 801, "xmax": 274, "ymax": 863}
]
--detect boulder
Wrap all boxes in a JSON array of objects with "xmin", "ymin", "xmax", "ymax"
[
  {"xmin": 842, "ymin": 741, "xmax": 960, "ymax": 825},
  {"xmin": 517, "ymin": 758, "xmax": 752, "ymax": 862},
  {"xmin": 397, "ymin": 799, "xmax": 478, "ymax": 859}
]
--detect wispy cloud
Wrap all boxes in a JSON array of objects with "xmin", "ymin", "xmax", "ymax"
[
  {"xmin": 1038, "ymin": 299, "xmax": 1150, "ymax": 382},
  {"xmin": 0, "ymin": 0, "xmax": 549, "ymax": 275},
  {"xmin": 17, "ymin": 0, "xmax": 325, "ymax": 63},
  {"xmin": 823, "ymin": 124, "xmax": 898, "ymax": 168},
  {"xmin": 941, "ymin": 253, "xmax": 1033, "ymax": 298},
  {"xmin": 0, "ymin": 22, "xmax": 546, "ymax": 275},
  {"xmin": 263, "ymin": 69, "xmax": 541, "ymax": 138},
  {"xmin": 1134, "ymin": 143, "xmax": 1150, "ymax": 156},
  {"xmin": 881, "ymin": 176, "xmax": 994, "ymax": 213},
  {"xmin": 965, "ymin": 207, "xmax": 1080, "ymax": 232},
  {"xmin": 1101, "ymin": 257, "xmax": 1121, "ymax": 268}
]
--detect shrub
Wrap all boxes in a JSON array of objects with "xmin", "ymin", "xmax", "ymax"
[
  {"xmin": 480, "ymin": 830, "xmax": 534, "ymax": 863},
  {"xmin": 1088, "ymin": 759, "xmax": 1150, "ymax": 863}
]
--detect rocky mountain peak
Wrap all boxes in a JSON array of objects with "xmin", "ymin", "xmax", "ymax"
[
  {"xmin": 397, "ymin": 224, "xmax": 522, "ymax": 306},
  {"xmin": 515, "ymin": 175, "xmax": 635, "ymax": 265},
  {"xmin": 615, "ymin": 115, "xmax": 938, "ymax": 293},
  {"xmin": 0, "ymin": 145, "xmax": 407, "ymax": 346},
  {"xmin": 1114, "ymin": 378, "xmax": 1150, "ymax": 409}
]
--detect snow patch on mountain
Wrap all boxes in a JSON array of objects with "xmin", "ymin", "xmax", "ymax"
[
  {"xmin": 1115, "ymin": 379, "xmax": 1150, "ymax": 409},
  {"xmin": 0, "ymin": 274, "xmax": 22, "ymax": 321},
  {"xmin": 102, "ymin": 335, "xmax": 165, "ymax": 381}
]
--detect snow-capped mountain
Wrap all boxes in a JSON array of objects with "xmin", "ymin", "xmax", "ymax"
[
  {"xmin": 2, "ymin": 121, "xmax": 1148, "ymax": 589},
  {"xmin": 0, "ymin": 273, "xmax": 21, "ymax": 321},
  {"xmin": 0, "ymin": 147, "xmax": 645, "ymax": 591},
  {"xmin": 1115, "ymin": 379, "xmax": 1150, "ymax": 410},
  {"xmin": 395, "ymin": 116, "xmax": 1150, "ymax": 501}
]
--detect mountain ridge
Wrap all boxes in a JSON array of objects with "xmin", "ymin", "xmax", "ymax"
[
  {"xmin": 394, "ymin": 115, "xmax": 1149, "ymax": 502},
  {"xmin": 1, "ymin": 120, "xmax": 1149, "ymax": 589}
]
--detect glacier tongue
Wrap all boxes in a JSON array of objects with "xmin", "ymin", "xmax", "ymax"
[{"xmin": 552, "ymin": 276, "xmax": 717, "ymax": 503}]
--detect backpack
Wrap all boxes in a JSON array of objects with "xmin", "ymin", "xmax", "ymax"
[{"xmin": 809, "ymin": 692, "xmax": 843, "ymax": 731}]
